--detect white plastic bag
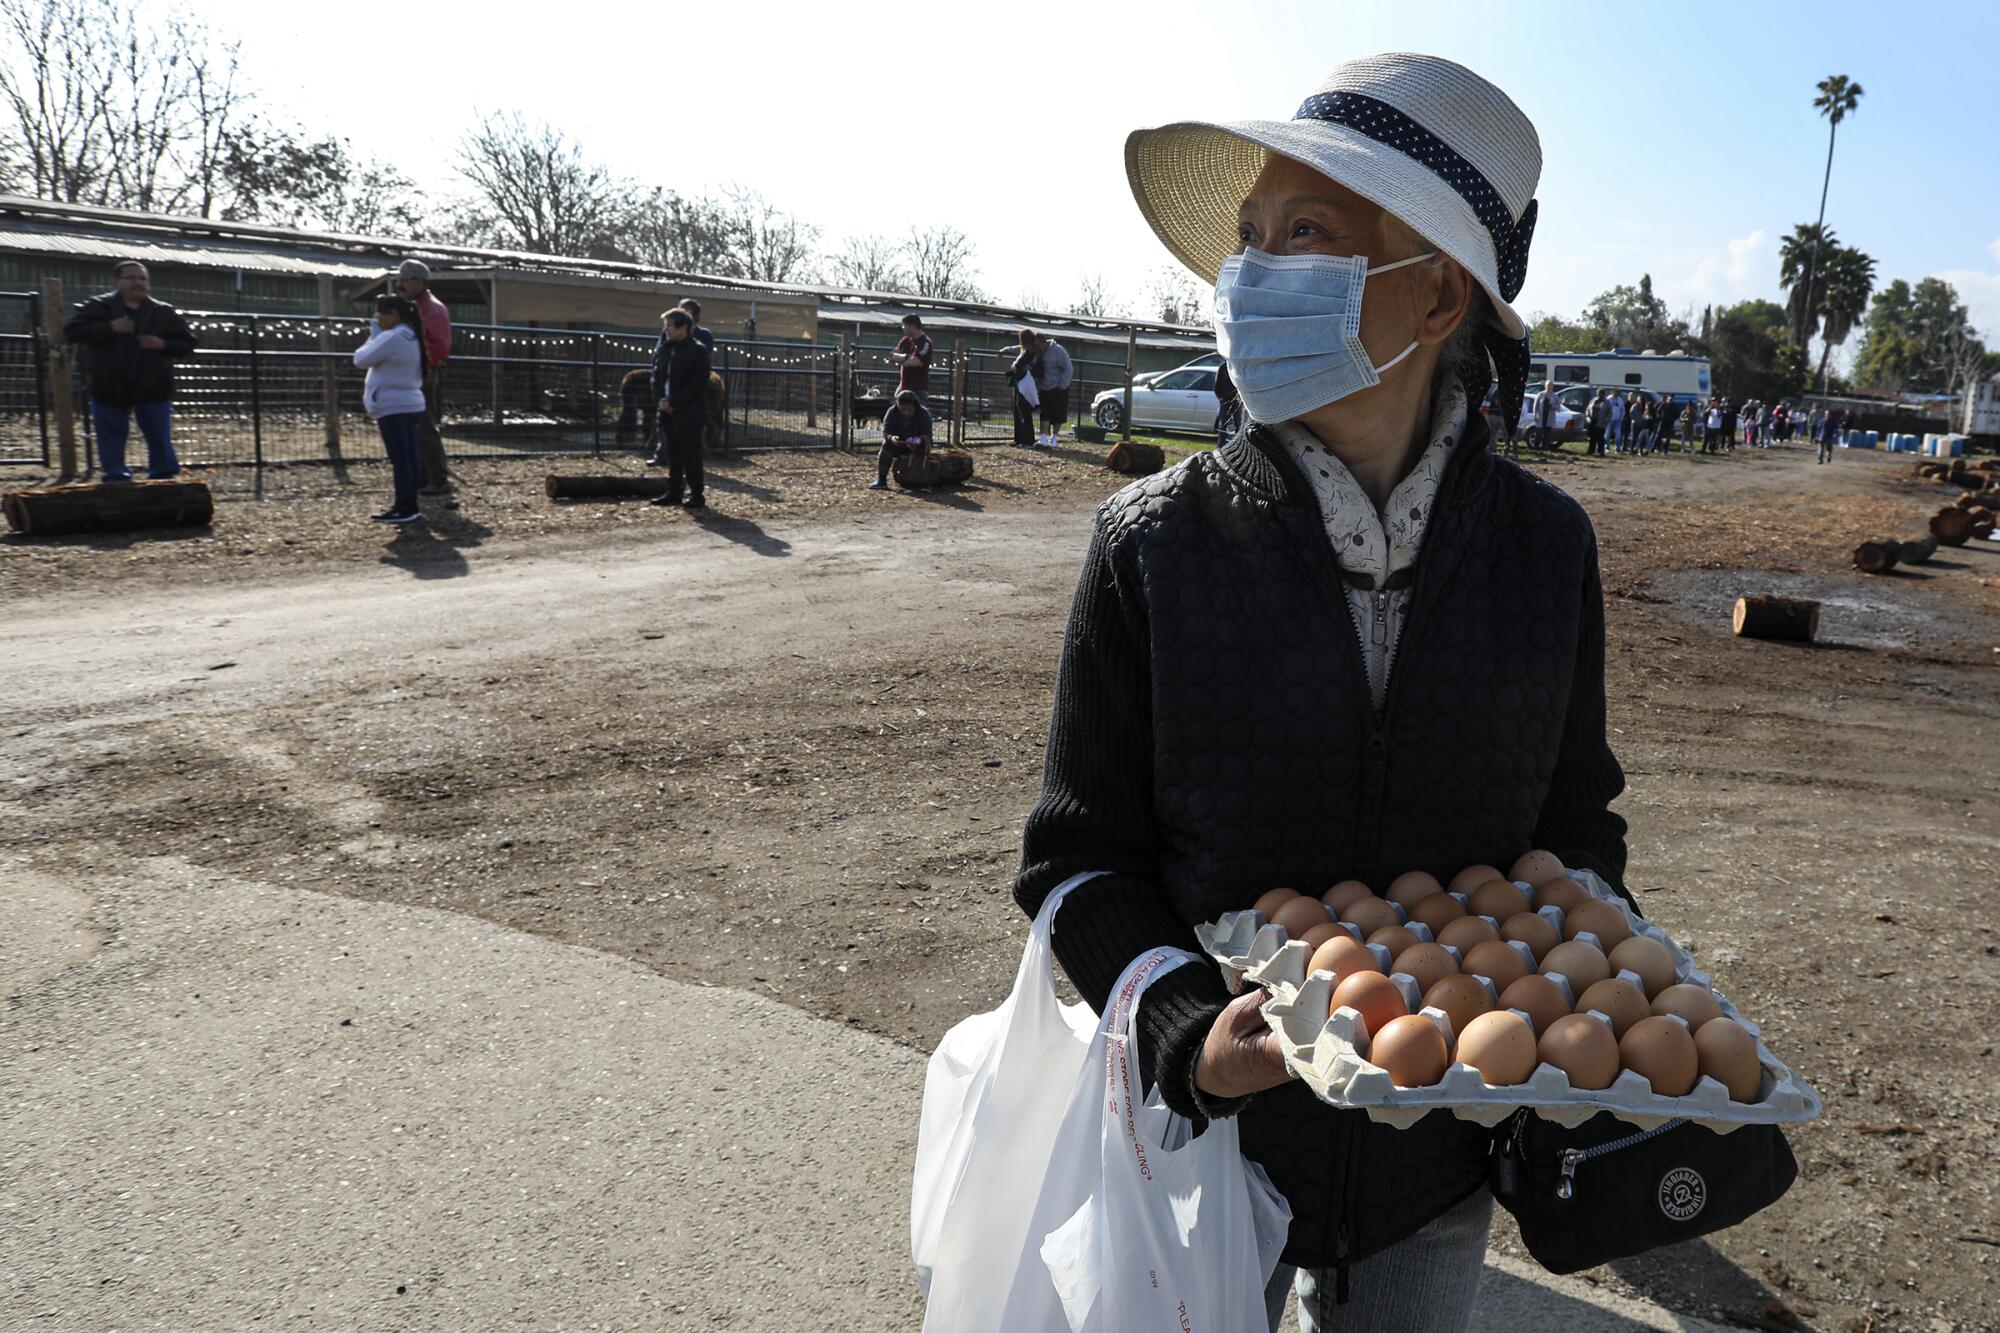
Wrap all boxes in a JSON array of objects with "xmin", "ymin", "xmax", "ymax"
[
  {"xmin": 1035, "ymin": 949, "xmax": 1292, "ymax": 1333},
  {"xmin": 912, "ymin": 873, "xmax": 1101, "ymax": 1329}
]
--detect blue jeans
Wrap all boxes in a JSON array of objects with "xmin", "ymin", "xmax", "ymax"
[
  {"xmin": 1264, "ymin": 1189, "xmax": 1493, "ymax": 1332},
  {"xmin": 376, "ymin": 411, "xmax": 423, "ymax": 514},
  {"xmin": 92, "ymin": 400, "xmax": 178, "ymax": 480}
]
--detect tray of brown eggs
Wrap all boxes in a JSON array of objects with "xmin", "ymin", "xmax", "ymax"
[{"xmin": 1191, "ymin": 851, "xmax": 1819, "ymax": 1132}]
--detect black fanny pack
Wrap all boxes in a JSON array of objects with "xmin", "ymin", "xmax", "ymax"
[{"xmin": 1490, "ymin": 1109, "xmax": 1798, "ymax": 1274}]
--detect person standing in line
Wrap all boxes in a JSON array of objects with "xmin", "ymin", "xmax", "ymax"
[
  {"xmin": 1584, "ymin": 388, "xmax": 1607, "ymax": 455},
  {"xmin": 63, "ymin": 260, "xmax": 197, "ymax": 481},
  {"xmin": 1008, "ymin": 328, "xmax": 1042, "ymax": 447},
  {"xmin": 1741, "ymin": 400, "xmax": 1758, "ymax": 449},
  {"xmin": 869, "ymin": 388, "xmax": 933, "ymax": 490},
  {"xmin": 393, "ymin": 260, "xmax": 453, "ymax": 497},
  {"xmin": 1721, "ymin": 397, "xmax": 1739, "ymax": 449},
  {"xmin": 352, "ymin": 294, "xmax": 430, "ymax": 524},
  {"xmin": 1606, "ymin": 389, "xmax": 1627, "ymax": 455},
  {"xmin": 1815, "ymin": 408, "xmax": 1836, "ymax": 463},
  {"xmin": 649, "ymin": 309, "xmax": 713, "ymax": 509},
  {"xmin": 1036, "ymin": 333, "xmax": 1074, "ymax": 447},
  {"xmin": 676, "ymin": 298, "xmax": 716, "ymax": 352},
  {"xmin": 891, "ymin": 314, "xmax": 933, "ymax": 398},
  {"xmin": 1704, "ymin": 399, "xmax": 1723, "ymax": 453},
  {"xmin": 1530, "ymin": 379, "xmax": 1557, "ymax": 452}
]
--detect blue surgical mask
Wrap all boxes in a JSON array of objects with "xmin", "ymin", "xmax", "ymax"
[{"xmin": 1214, "ymin": 247, "xmax": 1435, "ymax": 423}]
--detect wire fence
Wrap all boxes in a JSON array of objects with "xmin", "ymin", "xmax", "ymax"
[{"xmin": 3, "ymin": 292, "xmax": 1202, "ymax": 490}]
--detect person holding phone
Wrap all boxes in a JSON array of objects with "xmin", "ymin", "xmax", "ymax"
[
  {"xmin": 63, "ymin": 259, "xmax": 198, "ymax": 482},
  {"xmin": 869, "ymin": 389, "xmax": 933, "ymax": 489}
]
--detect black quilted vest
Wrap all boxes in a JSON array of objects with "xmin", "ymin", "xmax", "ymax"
[{"xmin": 1096, "ymin": 412, "xmax": 1619, "ymax": 1268}]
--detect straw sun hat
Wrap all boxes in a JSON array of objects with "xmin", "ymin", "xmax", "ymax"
[{"xmin": 1125, "ymin": 52, "xmax": 1542, "ymax": 343}]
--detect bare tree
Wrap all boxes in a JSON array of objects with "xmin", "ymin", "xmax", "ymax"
[
  {"xmin": 902, "ymin": 224, "xmax": 981, "ymax": 301},
  {"xmin": 828, "ymin": 233, "xmax": 905, "ymax": 292},
  {"xmin": 1145, "ymin": 267, "xmax": 1212, "ymax": 327},
  {"xmin": 619, "ymin": 187, "xmax": 738, "ymax": 275},
  {"xmin": 719, "ymin": 185, "xmax": 817, "ymax": 283},
  {"xmin": 0, "ymin": 0, "xmax": 116, "ymax": 202},
  {"xmin": 455, "ymin": 112, "xmax": 622, "ymax": 255},
  {"xmin": 1069, "ymin": 272, "xmax": 1113, "ymax": 318}
]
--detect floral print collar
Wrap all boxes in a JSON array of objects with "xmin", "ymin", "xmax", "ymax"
[{"xmin": 1269, "ymin": 383, "xmax": 1467, "ymax": 590}]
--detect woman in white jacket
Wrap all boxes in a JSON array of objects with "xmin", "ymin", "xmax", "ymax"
[{"xmin": 352, "ymin": 295, "xmax": 430, "ymax": 523}]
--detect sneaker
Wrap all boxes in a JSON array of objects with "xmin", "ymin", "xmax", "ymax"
[
  {"xmin": 651, "ymin": 492, "xmax": 683, "ymax": 507},
  {"xmin": 867, "ymin": 479, "xmax": 889, "ymax": 490},
  {"xmin": 372, "ymin": 508, "xmax": 421, "ymax": 524},
  {"xmin": 683, "ymin": 496, "xmax": 706, "ymax": 511},
  {"xmin": 369, "ymin": 508, "xmax": 401, "ymax": 523}
]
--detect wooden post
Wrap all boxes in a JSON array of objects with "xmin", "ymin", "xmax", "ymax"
[
  {"xmin": 41, "ymin": 279, "xmax": 78, "ymax": 481},
  {"xmin": 837, "ymin": 333, "xmax": 852, "ymax": 452},
  {"xmin": 317, "ymin": 275, "xmax": 343, "ymax": 462},
  {"xmin": 804, "ymin": 330, "xmax": 818, "ymax": 429},
  {"xmin": 951, "ymin": 337, "xmax": 967, "ymax": 448},
  {"xmin": 1121, "ymin": 326, "xmax": 1136, "ymax": 442},
  {"xmin": 489, "ymin": 277, "xmax": 504, "ymax": 431}
]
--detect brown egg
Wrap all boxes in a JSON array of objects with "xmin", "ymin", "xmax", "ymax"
[
  {"xmin": 1468, "ymin": 879, "xmax": 1531, "ymax": 921},
  {"xmin": 1500, "ymin": 911, "xmax": 1560, "ymax": 961},
  {"xmin": 1562, "ymin": 899, "xmax": 1632, "ymax": 949},
  {"xmin": 1272, "ymin": 896, "xmax": 1334, "ymax": 938},
  {"xmin": 1410, "ymin": 893, "xmax": 1468, "ymax": 933},
  {"xmin": 1391, "ymin": 942, "xmax": 1459, "ymax": 995},
  {"xmin": 1607, "ymin": 936, "xmax": 1678, "ymax": 999},
  {"xmin": 1321, "ymin": 880, "xmax": 1374, "ymax": 913},
  {"xmin": 1694, "ymin": 1017, "xmax": 1764, "ymax": 1103},
  {"xmin": 1532, "ymin": 877, "xmax": 1592, "ymax": 913},
  {"xmin": 1253, "ymin": 888, "xmax": 1300, "ymax": 918},
  {"xmin": 1386, "ymin": 871, "xmax": 1444, "ymax": 911},
  {"xmin": 1509, "ymin": 850, "xmax": 1568, "ymax": 886},
  {"xmin": 1298, "ymin": 922, "xmax": 1345, "ymax": 952},
  {"xmin": 1308, "ymin": 935, "xmax": 1381, "ymax": 986},
  {"xmin": 1620, "ymin": 1016, "xmax": 1699, "ymax": 1096},
  {"xmin": 1367, "ymin": 925, "xmax": 1421, "ymax": 958},
  {"xmin": 1339, "ymin": 896, "xmax": 1403, "ymax": 938},
  {"xmin": 1330, "ymin": 970, "xmax": 1408, "ymax": 1040},
  {"xmin": 1461, "ymin": 939, "xmax": 1531, "ymax": 990},
  {"xmin": 1575, "ymin": 978, "xmax": 1650, "ymax": 1039},
  {"xmin": 1456, "ymin": 1010, "xmax": 1538, "ymax": 1085},
  {"xmin": 1424, "ymin": 973, "xmax": 1495, "ymax": 1039},
  {"xmin": 1540, "ymin": 940, "xmax": 1611, "ymax": 991},
  {"xmin": 1651, "ymin": 983, "xmax": 1725, "ymax": 1029},
  {"xmin": 1538, "ymin": 1013, "xmax": 1621, "ymax": 1090},
  {"xmin": 1498, "ymin": 973, "xmax": 1572, "ymax": 1035},
  {"xmin": 1436, "ymin": 915, "xmax": 1499, "ymax": 953},
  {"xmin": 1448, "ymin": 864, "xmax": 1505, "ymax": 896},
  {"xmin": 1370, "ymin": 1014, "xmax": 1449, "ymax": 1087}
]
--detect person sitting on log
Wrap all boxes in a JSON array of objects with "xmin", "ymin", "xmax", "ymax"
[
  {"xmin": 870, "ymin": 389, "xmax": 932, "ymax": 490},
  {"xmin": 63, "ymin": 259, "xmax": 198, "ymax": 482}
]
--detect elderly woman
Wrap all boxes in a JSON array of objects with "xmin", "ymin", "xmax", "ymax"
[{"xmin": 1014, "ymin": 53, "xmax": 1626, "ymax": 1332}]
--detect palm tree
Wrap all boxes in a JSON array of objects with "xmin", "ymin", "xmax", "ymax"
[
  {"xmin": 1797, "ymin": 75, "xmax": 1864, "ymax": 356},
  {"xmin": 1815, "ymin": 246, "xmax": 1876, "ymax": 391},
  {"xmin": 1779, "ymin": 222, "xmax": 1836, "ymax": 348}
]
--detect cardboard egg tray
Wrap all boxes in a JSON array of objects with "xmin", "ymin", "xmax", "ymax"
[{"xmin": 1193, "ymin": 870, "xmax": 1821, "ymax": 1132}]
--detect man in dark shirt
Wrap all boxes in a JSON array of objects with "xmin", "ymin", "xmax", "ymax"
[
  {"xmin": 649, "ymin": 309, "xmax": 714, "ymax": 509},
  {"xmin": 677, "ymin": 297, "xmax": 716, "ymax": 352},
  {"xmin": 891, "ymin": 314, "xmax": 933, "ymax": 397},
  {"xmin": 870, "ymin": 389, "xmax": 932, "ymax": 490},
  {"xmin": 62, "ymin": 259, "xmax": 198, "ymax": 481}
]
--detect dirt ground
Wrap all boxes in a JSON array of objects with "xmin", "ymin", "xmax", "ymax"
[{"xmin": 6, "ymin": 435, "xmax": 1999, "ymax": 1332}]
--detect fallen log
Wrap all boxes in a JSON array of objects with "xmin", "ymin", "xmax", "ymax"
[
  {"xmin": 1897, "ymin": 536, "xmax": 1938, "ymax": 565},
  {"xmin": 894, "ymin": 449, "xmax": 974, "ymax": 488},
  {"xmin": 1852, "ymin": 541, "xmax": 1900, "ymax": 574},
  {"xmin": 1106, "ymin": 440, "xmax": 1166, "ymax": 475},
  {"xmin": 1733, "ymin": 594, "xmax": 1820, "ymax": 642},
  {"xmin": 545, "ymin": 474, "xmax": 673, "ymax": 500},
  {"xmin": 1931, "ymin": 508, "xmax": 1975, "ymax": 546},
  {"xmin": 2, "ymin": 477, "xmax": 213, "ymax": 536}
]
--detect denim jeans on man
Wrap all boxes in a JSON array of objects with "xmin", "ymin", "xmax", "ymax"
[
  {"xmin": 92, "ymin": 400, "xmax": 178, "ymax": 480},
  {"xmin": 376, "ymin": 411, "xmax": 423, "ymax": 514}
]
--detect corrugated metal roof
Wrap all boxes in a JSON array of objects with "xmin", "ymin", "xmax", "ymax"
[
  {"xmin": 824, "ymin": 303, "xmax": 1209, "ymax": 352},
  {"xmin": 0, "ymin": 223, "xmax": 390, "ymax": 279}
]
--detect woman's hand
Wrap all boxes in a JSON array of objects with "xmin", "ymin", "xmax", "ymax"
[{"xmin": 1193, "ymin": 988, "xmax": 1290, "ymax": 1100}]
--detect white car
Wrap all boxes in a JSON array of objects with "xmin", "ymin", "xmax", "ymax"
[
  {"xmin": 1093, "ymin": 365, "xmax": 1223, "ymax": 433},
  {"xmin": 1133, "ymin": 350, "xmax": 1224, "ymax": 390},
  {"xmin": 1516, "ymin": 392, "xmax": 1583, "ymax": 446}
]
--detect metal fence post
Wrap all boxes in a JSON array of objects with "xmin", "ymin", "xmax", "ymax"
[
  {"xmin": 1121, "ymin": 326, "xmax": 1136, "ymax": 442},
  {"xmin": 248, "ymin": 315, "xmax": 265, "ymax": 492},
  {"xmin": 590, "ymin": 332, "xmax": 602, "ymax": 457},
  {"xmin": 317, "ymin": 275, "xmax": 343, "ymax": 463},
  {"xmin": 837, "ymin": 333, "xmax": 852, "ymax": 451},
  {"xmin": 951, "ymin": 338, "xmax": 967, "ymax": 448}
]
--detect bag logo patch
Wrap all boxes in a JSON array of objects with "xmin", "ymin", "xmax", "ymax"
[{"xmin": 1658, "ymin": 1166, "xmax": 1706, "ymax": 1222}]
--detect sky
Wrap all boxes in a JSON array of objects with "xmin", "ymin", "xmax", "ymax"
[{"xmin": 196, "ymin": 0, "xmax": 2000, "ymax": 355}]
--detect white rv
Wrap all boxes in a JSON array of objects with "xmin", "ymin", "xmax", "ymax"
[
  {"xmin": 1963, "ymin": 378, "xmax": 2000, "ymax": 439},
  {"xmin": 1526, "ymin": 349, "xmax": 1713, "ymax": 400}
]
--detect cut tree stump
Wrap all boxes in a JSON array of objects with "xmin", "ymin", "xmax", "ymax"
[
  {"xmin": 894, "ymin": 449, "xmax": 974, "ymax": 488},
  {"xmin": 1897, "ymin": 536, "xmax": 1939, "ymax": 565},
  {"xmin": 1733, "ymin": 594, "xmax": 1820, "ymax": 642},
  {"xmin": 545, "ymin": 474, "xmax": 673, "ymax": 500},
  {"xmin": 1930, "ymin": 508, "xmax": 1975, "ymax": 546},
  {"xmin": 1852, "ymin": 541, "xmax": 1900, "ymax": 574},
  {"xmin": 1106, "ymin": 440, "xmax": 1166, "ymax": 475},
  {"xmin": 2, "ymin": 478, "xmax": 213, "ymax": 535}
]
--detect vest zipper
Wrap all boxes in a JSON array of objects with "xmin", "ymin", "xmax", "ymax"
[{"xmin": 1555, "ymin": 1118, "xmax": 1688, "ymax": 1199}]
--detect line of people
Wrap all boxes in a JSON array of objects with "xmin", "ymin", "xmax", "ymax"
[{"xmin": 1535, "ymin": 380, "xmax": 1852, "ymax": 461}]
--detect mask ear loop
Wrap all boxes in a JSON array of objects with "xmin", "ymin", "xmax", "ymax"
[{"xmin": 1363, "ymin": 252, "xmax": 1439, "ymax": 376}]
